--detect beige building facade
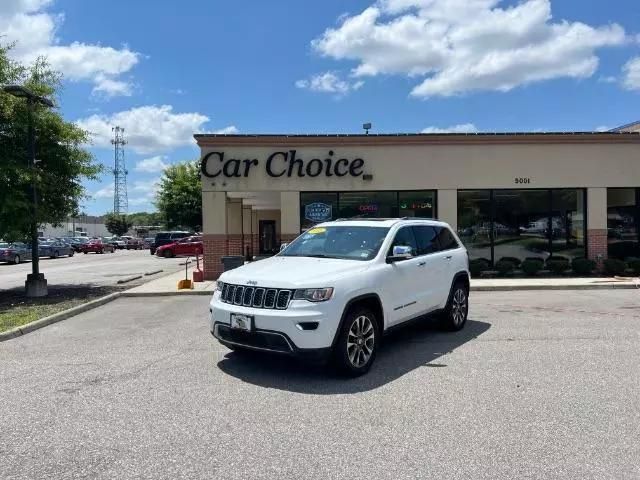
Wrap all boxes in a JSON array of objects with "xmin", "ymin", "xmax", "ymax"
[{"xmin": 196, "ymin": 131, "xmax": 640, "ymax": 279}]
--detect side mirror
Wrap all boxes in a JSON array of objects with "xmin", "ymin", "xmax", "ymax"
[
  {"xmin": 279, "ymin": 242, "xmax": 289, "ymax": 252},
  {"xmin": 387, "ymin": 245, "xmax": 413, "ymax": 263}
]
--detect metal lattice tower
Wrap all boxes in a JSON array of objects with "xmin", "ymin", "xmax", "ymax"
[{"xmin": 111, "ymin": 126, "xmax": 128, "ymax": 214}]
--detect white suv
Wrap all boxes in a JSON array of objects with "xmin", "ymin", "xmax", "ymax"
[{"xmin": 209, "ymin": 219, "xmax": 470, "ymax": 376}]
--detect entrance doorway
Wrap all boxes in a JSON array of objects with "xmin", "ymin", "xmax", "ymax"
[{"xmin": 259, "ymin": 220, "xmax": 277, "ymax": 254}]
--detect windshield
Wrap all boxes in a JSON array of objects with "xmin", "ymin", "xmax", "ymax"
[
  {"xmin": 280, "ymin": 226, "xmax": 389, "ymax": 261},
  {"xmin": 0, "ymin": 243, "xmax": 9, "ymax": 248}
]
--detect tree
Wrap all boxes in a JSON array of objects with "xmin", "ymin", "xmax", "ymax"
[
  {"xmin": 128, "ymin": 211, "xmax": 164, "ymax": 227},
  {"xmin": 155, "ymin": 161, "xmax": 202, "ymax": 231},
  {"xmin": 104, "ymin": 213, "xmax": 132, "ymax": 236},
  {"xmin": 0, "ymin": 44, "xmax": 102, "ymax": 241}
]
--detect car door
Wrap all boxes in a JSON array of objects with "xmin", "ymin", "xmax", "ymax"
[
  {"xmin": 384, "ymin": 226, "xmax": 424, "ymax": 326},
  {"xmin": 413, "ymin": 225, "xmax": 448, "ymax": 312},
  {"xmin": 432, "ymin": 226, "xmax": 461, "ymax": 306}
]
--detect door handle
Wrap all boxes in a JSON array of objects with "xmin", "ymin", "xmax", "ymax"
[
  {"xmin": 445, "ymin": 255, "xmax": 452, "ymax": 260},
  {"xmin": 418, "ymin": 261, "xmax": 426, "ymax": 266}
]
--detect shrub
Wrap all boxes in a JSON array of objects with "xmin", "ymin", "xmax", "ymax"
[
  {"xmin": 603, "ymin": 258, "xmax": 626, "ymax": 276},
  {"xmin": 626, "ymin": 257, "xmax": 640, "ymax": 275},
  {"xmin": 571, "ymin": 257, "xmax": 596, "ymax": 275},
  {"xmin": 525, "ymin": 256, "xmax": 545, "ymax": 265},
  {"xmin": 546, "ymin": 259, "xmax": 570, "ymax": 274},
  {"xmin": 498, "ymin": 256, "xmax": 521, "ymax": 267},
  {"xmin": 495, "ymin": 260, "xmax": 515, "ymax": 276},
  {"xmin": 469, "ymin": 258, "xmax": 490, "ymax": 277},
  {"xmin": 548, "ymin": 255, "xmax": 569, "ymax": 263},
  {"xmin": 521, "ymin": 259, "xmax": 543, "ymax": 276}
]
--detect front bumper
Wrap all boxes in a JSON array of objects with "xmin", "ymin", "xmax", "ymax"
[
  {"xmin": 211, "ymin": 322, "xmax": 331, "ymax": 362},
  {"xmin": 210, "ymin": 293, "xmax": 340, "ymax": 352}
]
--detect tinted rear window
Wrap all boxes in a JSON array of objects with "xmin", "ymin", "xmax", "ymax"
[
  {"xmin": 435, "ymin": 227, "xmax": 459, "ymax": 250},
  {"xmin": 156, "ymin": 233, "xmax": 171, "ymax": 239}
]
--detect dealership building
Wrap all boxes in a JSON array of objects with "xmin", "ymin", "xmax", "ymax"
[{"xmin": 196, "ymin": 123, "xmax": 640, "ymax": 279}]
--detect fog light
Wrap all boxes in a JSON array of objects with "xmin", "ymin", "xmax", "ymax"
[{"xmin": 297, "ymin": 322, "xmax": 319, "ymax": 331}]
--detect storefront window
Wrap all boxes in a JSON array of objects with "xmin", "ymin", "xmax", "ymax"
[
  {"xmin": 300, "ymin": 192, "xmax": 338, "ymax": 230},
  {"xmin": 457, "ymin": 190, "xmax": 491, "ymax": 262},
  {"xmin": 607, "ymin": 188, "xmax": 640, "ymax": 260},
  {"xmin": 338, "ymin": 191, "xmax": 397, "ymax": 219},
  {"xmin": 551, "ymin": 189, "xmax": 585, "ymax": 261},
  {"xmin": 398, "ymin": 191, "xmax": 436, "ymax": 218},
  {"xmin": 493, "ymin": 189, "xmax": 550, "ymax": 264},
  {"xmin": 458, "ymin": 189, "xmax": 586, "ymax": 266},
  {"xmin": 300, "ymin": 191, "xmax": 436, "ymax": 231}
]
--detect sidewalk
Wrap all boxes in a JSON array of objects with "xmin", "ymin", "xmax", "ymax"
[{"xmin": 124, "ymin": 265, "xmax": 640, "ymax": 296}]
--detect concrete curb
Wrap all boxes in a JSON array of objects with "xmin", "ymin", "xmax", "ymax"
[
  {"xmin": 0, "ymin": 292, "xmax": 122, "ymax": 343},
  {"xmin": 121, "ymin": 290, "xmax": 212, "ymax": 297},
  {"xmin": 471, "ymin": 283, "xmax": 638, "ymax": 291},
  {"xmin": 144, "ymin": 269, "xmax": 163, "ymax": 276},
  {"xmin": 116, "ymin": 275, "xmax": 143, "ymax": 284}
]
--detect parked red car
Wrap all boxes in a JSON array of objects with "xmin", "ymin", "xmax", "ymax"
[
  {"xmin": 81, "ymin": 238, "xmax": 115, "ymax": 254},
  {"xmin": 155, "ymin": 236, "xmax": 203, "ymax": 258}
]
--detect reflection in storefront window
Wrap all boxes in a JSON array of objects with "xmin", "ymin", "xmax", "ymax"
[
  {"xmin": 607, "ymin": 188, "xmax": 640, "ymax": 260},
  {"xmin": 300, "ymin": 191, "xmax": 436, "ymax": 231},
  {"xmin": 457, "ymin": 190, "xmax": 492, "ymax": 263},
  {"xmin": 457, "ymin": 189, "xmax": 586, "ymax": 265}
]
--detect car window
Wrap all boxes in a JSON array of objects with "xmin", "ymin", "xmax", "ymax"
[
  {"xmin": 281, "ymin": 226, "xmax": 389, "ymax": 261},
  {"xmin": 412, "ymin": 225, "xmax": 439, "ymax": 255},
  {"xmin": 171, "ymin": 233, "xmax": 189, "ymax": 239},
  {"xmin": 388, "ymin": 227, "xmax": 418, "ymax": 257},
  {"xmin": 435, "ymin": 226, "xmax": 459, "ymax": 250}
]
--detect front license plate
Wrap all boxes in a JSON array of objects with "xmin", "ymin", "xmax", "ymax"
[{"xmin": 230, "ymin": 313, "xmax": 253, "ymax": 332}]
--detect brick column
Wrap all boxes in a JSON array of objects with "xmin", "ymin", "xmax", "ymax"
[
  {"xmin": 203, "ymin": 234, "xmax": 227, "ymax": 280},
  {"xmin": 587, "ymin": 229, "xmax": 608, "ymax": 264},
  {"xmin": 587, "ymin": 188, "xmax": 608, "ymax": 271}
]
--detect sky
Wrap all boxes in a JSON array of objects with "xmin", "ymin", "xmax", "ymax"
[{"xmin": 1, "ymin": 0, "xmax": 639, "ymax": 215}]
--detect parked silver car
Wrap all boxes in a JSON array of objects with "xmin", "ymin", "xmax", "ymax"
[
  {"xmin": 38, "ymin": 240, "xmax": 74, "ymax": 258},
  {"xmin": 0, "ymin": 242, "xmax": 33, "ymax": 264}
]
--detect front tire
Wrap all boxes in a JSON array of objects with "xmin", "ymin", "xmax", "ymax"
[
  {"xmin": 163, "ymin": 249, "xmax": 174, "ymax": 258},
  {"xmin": 332, "ymin": 307, "xmax": 380, "ymax": 377},
  {"xmin": 442, "ymin": 281, "xmax": 469, "ymax": 331},
  {"xmin": 13, "ymin": 255, "xmax": 20, "ymax": 265}
]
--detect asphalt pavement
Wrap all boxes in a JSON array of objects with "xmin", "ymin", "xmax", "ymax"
[
  {"xmin": 1, "ymin": 290, "xmax": 639, "ymax": 479},
  {"xmin": 0, "ymin": 249, "xmax": 184, "ymax": 292}
]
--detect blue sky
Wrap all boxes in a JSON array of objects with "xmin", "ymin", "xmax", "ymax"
[{"xmin": 2, "ymin": 0, "xmax": 639, "ymax": 215}]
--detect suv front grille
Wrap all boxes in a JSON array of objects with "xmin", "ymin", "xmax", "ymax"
[{"xmin": 220, "ymin": 283, "xmax": 292, "ymax": 310}]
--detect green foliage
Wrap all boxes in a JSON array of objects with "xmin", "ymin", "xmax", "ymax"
[
  {"xmin": 546, "ymin": 258, "xmax": 569, "ymax": 274},
  {"xmin": 525, "ymin": 257, "xmax": 545, "ymax": 265},
  {"xmin": 626, "ymin": 257, "xmax": 640, "ymax": 275},
  {"xmin": 128, "ymin": 211, "xmax": 164, "ymax": 227},
  {"xmin": 104, "ymin": 213, "xmax": 132, "ymax": 236},
  {"xmin": 602, "ymin": 258, "xmax": 626, "ymax": 276},
  {"xmin": 498, "ymin": 256, "xmax": 521, "ymax": 266},
  {"xmin": 571, "ymin": 258, "xmax": 596, "ymax": 275},
  {"xmin": 495, "ymin": 260, "xmax": 515, "ymax": 276},
  {"xmin": 0, "ymin": 44, "xmax": 102, "ymax": 241},
  {"xmin": 155, "ymin": 161, "xmax": 202, "ymax": 231},
  {"xmin": 521, "ymin": 259, "xmax": 543, "ymax": 276},
  {"xmin": 469, "ymin": 258, "xmax": 490, "ymax": 277}
]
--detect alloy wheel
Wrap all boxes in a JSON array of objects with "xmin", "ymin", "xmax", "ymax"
[
  {"xmin": 452, "ymin": 288, "xmax": 468, "ymax": 326},
  {"xmin": 347, "ymin": 315, "xmax": 375, "ymax": 368}
]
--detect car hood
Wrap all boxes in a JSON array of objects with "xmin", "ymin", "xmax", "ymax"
[{"xmin": 219, "ymin": 255, "xmax": 371, "ymax": 288}]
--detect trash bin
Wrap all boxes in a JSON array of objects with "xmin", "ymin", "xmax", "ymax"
[{"xmin": 221, "ymin": 255, "xmax": 244, "ymax": 271}]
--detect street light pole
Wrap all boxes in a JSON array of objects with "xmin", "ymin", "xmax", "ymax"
[{"xmin": 3, "ymin": 84, "xmax": 53, "ymax": 297}]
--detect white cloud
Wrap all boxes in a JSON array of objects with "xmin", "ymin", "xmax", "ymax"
[
  {"xmin": 76, "ymin": 105, "xmax": 235, "ymax": 155},
  {"xmin": 0, "ymin": 1, "xmax": 140, "ymax": 97},
  {"xmin": 421, "ymin": 123, "xmax": 478, "ymax": 134},
  {"xmin": 92, "ymin": 74, "xmax": 133, "ymax": 98},
  {"xmin": 295, "ymin": 71, "xmax": 364, "ymax": 96},
  {"xmin": 622, "ymin": 57, "xmax": 640, "ymax": 90},
  {"xmin": 92, "ymin": 185, "xmax": 114, "ymax": 199},
  {"xmin": 135, "ymin": 156, "xmax": 169, "ymax": 173},
  {"xmin": 211, "ymin": 125, "xmax": 239, "ymax": 134},
  {"xmin": 594, "ymin": 125, "xmax": 611, "ymax": 132},
  {"xmin": 311, "ymin": 0, "xmax": 627, "ymax": 97}
]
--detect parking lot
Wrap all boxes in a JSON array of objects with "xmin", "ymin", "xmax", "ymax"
[
  {"xmin": 1, "ymin": 290, "xmax": 639, "ymax": 479},
  {"xmin": 0, "ymin": 249, "xmax": 184, "ymax": 292}
]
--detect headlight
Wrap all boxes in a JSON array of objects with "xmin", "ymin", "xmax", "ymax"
[
  {"xmin": 293, "ymin": 287, "xmax": 334, "ymax": 302},
  {"xmin": 215, "ymin": 281, "xmax": 224, "ymax": 292}
]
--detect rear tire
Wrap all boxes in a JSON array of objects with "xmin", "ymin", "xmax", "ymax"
[
  {"xmin": 441, "ymin": 281, "xmax": 469, "ymax": 331},
  {"xmin": 52, "ymin": 251, "xmax": 59, "ymax": 259},
  {"xmin": 13, "ymin": 255, "xmax": 20, "ymax": 265},
  {"xmin": 68, "ymin": 250, "xmax": 74, "ymax": 257},
  {"xmin": 332, "ymin": 307, "xmax": 380, "ymax": 377},
  {"xmin": 163, "ymin": 249, "xmax": 174, "ymax": 258}
]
